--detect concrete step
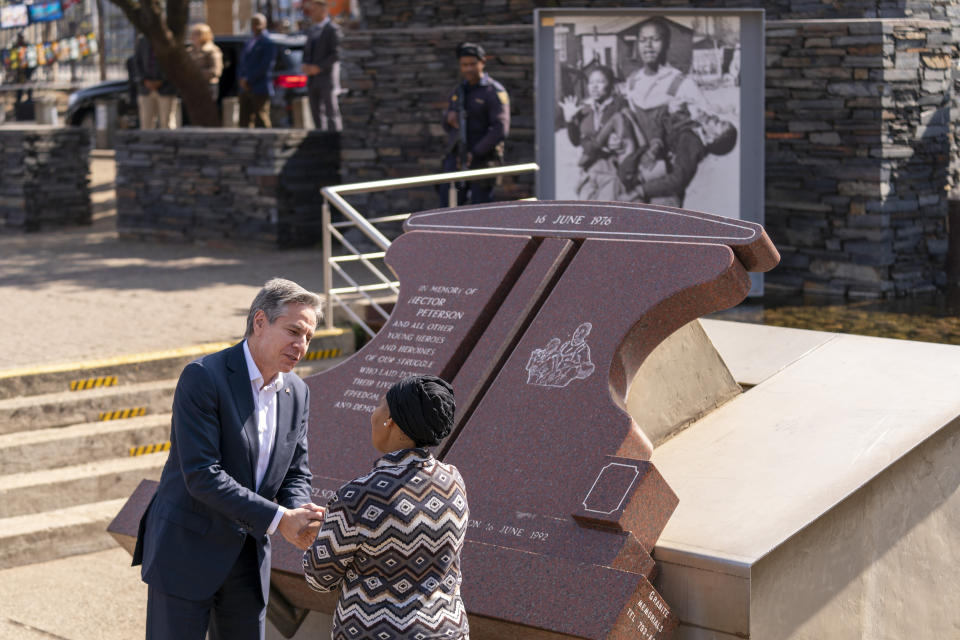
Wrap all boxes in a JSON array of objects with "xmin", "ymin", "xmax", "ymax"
[
  {"xmin": 0, "ymin": 414, "xmax": 172, "ymax": 474},
  {"xmin": 0, "ymin": 379, "xmax": 176, "ymax": 435},
  {"xmin": 0, "ymin": 353, "xmax": 351, "ymax": 436},
  {"xmin": 0, "ymin": 327, "xmax": 355, "ymax": 400},
  {"xmin": 0, "ymin": 453, "xmax": 167, "ymax": 518},
  {"xmin": 0, "ymin": 498, "xmax": 127, "ymax": 570}
]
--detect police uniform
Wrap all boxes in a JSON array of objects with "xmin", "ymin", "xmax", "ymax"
[{"xmin": 441, "ymin": 73, "xmax": 510, "ymax": 204}]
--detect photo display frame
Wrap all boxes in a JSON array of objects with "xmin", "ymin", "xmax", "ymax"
[
  {"xmin": 535, "ymin": 8, "xmax": 766, "ymax": 293},
  {"xmin": 1, "ymin": 4, "xmax": 29, "ymax": 29}
]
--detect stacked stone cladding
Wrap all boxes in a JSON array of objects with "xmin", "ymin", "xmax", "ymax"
[
  {"xmin": 338, "ymin": 25, "xmax": 536, "ymax": 218},
  {"xmin": 115, "ymin": 129, "xmax": 339, "ymax": 249},
  {"xmin": 0, "ymin": 126, "xmax": 90, "ymax": 233},
  {"xmin": 355, "ymin": 0, "xmax": 960, "ymax": 27},
  {"xmin": 765, "ymin": 19, "xmax": 952, "ymax": 297}
]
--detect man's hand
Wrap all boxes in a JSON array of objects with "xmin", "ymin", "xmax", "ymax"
[
  {"xmin": 278, "ymin": 506, "xmax": 324, "ymax": 550},
  {"xmin": 143, "ymin": 79, "xmax": 161, "ymax": 92},
  {"xmin": 296, "ymin": 503, "xmax": 325, "ymax": 547},
  {"xmin": 239, "ymin": 78, "xmax": 250, "ymax": 92},
  {"xmin": 302, "ymin": 63, "xmax": 320, "ymax": 76},
  {"xmin": 445, "ymin": 110, "xmax": 459, "ymax": 129},
  {"xmin": 297, "ymin": 519, "xmax": 323, "ymax": 547}
]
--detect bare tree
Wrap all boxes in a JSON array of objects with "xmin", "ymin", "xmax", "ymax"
[{"xmin": 107, "ymin": 0, "xmax": 220, "ymax": 126}]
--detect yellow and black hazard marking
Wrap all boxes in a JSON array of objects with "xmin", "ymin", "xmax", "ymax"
[
  {"xmin": 130, "ymin": 441, "xmax": 170, "ymax": 457},
  {"xmin": 99, "ymin": 407, "xmax": 147, "ymax": 421},
  {"xmin": 69, "ymin": 375, "xmax": 118, "ymax": 391},
  {"xmin": 303, "ymin": 348, "xmax": 341, "ymax": 361}
]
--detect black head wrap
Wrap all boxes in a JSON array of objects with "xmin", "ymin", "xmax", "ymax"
[
  {"xmin": 385, "ymin": 375, "xmax": 455, "ymax": 447},
  {"xmin": 456, "ymin": 42, "xmax": 485, "ymax": 60}
]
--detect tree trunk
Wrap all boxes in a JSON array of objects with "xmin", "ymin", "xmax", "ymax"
[
  {"xmin": 106, "ymin": 0, "xmax": 221, "ymax": 127},
  {"xmin": 94, "ymin": 0, "xmax": 107, "ymax": 81}
]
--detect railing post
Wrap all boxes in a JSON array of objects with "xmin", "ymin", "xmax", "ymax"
[
  {"xmin": 448, "ymin": 182, "xmax": 457, "ymax": 208},
  {"xmin": 322, "ymin": 197, "xmax": 334, "ymax": 330}
]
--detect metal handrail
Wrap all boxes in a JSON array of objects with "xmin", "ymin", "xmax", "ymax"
[{"xmin": 320, "ymin": 162, "xmax": 539, "ymax": 335}]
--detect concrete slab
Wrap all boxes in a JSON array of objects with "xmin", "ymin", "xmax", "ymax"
[
  {"xmin": 0, "ymin": 453, "xmax": 167, "ymax": 518},
  {"xmin": 651, "ymin": 329, "xmax": 960, "ymax": 637},
  {"xmin": 0, "ymin": 414, "xmax": 171, "ymax": 473},
  {"xmin": 0, "ymin": 546, "xmax": 324, "ymax": 640},
  {"xmin": 627, "ymin": 320, "xmax": 741, "ymax": 446},
  {"xmin": 654, "ymin": 332, "xmax": 960, "ymax": 562},
  {"xmin": 0, "ymin": 499, "xmax": 127, "ymax": 569},
  {"xmin": 0, "ymin": 379, "xmax": 176, "ymax": 434},
  {"xmin": 699, "ymin": 318, "xmax": 837, "ymax": 387},
  {"xmin": 0, "ymin": 547, "xmax": 146, "ymax": 640}
]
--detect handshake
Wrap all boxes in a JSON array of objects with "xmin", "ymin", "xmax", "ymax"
[{"xmin": 277, "ymin": 503, "xmax": 326, "ymax": 550}]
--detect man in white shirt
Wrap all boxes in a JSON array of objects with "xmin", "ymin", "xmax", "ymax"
[{"xmin": 133, "ymin": 278, "xmax": 324, "ymax": 640}]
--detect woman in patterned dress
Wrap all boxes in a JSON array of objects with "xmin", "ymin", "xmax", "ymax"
[{"xmin": 303, "ymin": 375, "xmax": 470, "ymax": 640}]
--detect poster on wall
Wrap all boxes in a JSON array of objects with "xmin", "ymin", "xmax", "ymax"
[
  {"xmin": 28, "ymin": 1, "xmax": 64, "ymax": 23},
  {"xmin": 1, "ymin": 4, "xmax": 29, "ymax": 29},
  {"xmin": 535, "ymin": 8, "xmax": 765, "ymax": 293}
]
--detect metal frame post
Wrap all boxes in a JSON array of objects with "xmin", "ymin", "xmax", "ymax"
[{"xmin": 322, "ymin": 199, "xmax": 334, "ymax": 330}]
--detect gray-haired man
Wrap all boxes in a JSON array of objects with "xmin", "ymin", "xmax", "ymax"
[{"xmin": 133, "ymin": 278, "xmax": 324, "ymax": 639}]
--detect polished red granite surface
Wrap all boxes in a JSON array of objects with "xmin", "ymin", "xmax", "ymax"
[{"xmin": 109, "ymin": 201, "xmax": 779, "ymax": 639}]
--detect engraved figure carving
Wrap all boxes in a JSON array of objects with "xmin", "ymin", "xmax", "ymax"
[{"xmin": 525, "ymin": 322, "xmax": 595, "ymax": 387}]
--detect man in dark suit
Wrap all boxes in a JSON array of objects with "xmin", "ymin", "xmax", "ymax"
[
  {"xmin": 133, "ymin": 278, "xmax": 324, "ymax": 640},
  {"xmin": 302, "ymin": 0, "xmax": 342, "ymax": 131},
  {"xmin": 238, "ymin": 14, "xmax": 277, "ymax": 128}
]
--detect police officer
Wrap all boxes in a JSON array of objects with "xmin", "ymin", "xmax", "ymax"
[{"xmin": 441, "ymin": 42, "xmax": 510, "ymax": 205}]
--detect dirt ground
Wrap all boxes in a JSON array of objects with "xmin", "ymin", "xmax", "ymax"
[{"xmin": 0, "ymin": 154, "xmax": 331, "ymax": 372}]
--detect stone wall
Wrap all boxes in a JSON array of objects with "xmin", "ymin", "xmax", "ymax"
[
  {"xmin": 116, "ymin": 129, "xmax": 340, "ymax": 248},
  {"xmin": 355, "ymin": 0, "xmax": 960, "ymax": 28},
  {"xmin": 0, "ymin": 125, "xmax": 90, "ymax": 232},
  {"xmin": 340, "ymin": 25, "xmax": 535, "ymax": 217},
  {"xmin": 764, "ymin": 19, "xmax": 952, "ymax": 297}
]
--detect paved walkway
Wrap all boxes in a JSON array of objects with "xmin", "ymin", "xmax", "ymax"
[
  {"xmin": 0, "ymin": 153, "xmax": 338, "ymax": 639},
  {"xmin": 0, "ymin": 153, "xmax": 330, "ymax": 373}
]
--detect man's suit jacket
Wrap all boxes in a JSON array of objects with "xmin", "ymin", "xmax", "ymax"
[
  {"xmin": 132, "ymin": 342, "xmax": 311, "ymax": 605},
  {"xmin": 238, "ymin": 33, "xmax": 277, "ymax": 96},
  {"xmin": 303, "ymin": 20, "xmax": 341, "ymax": 89}
]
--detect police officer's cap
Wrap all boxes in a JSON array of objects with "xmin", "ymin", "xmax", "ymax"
[{"xmin": 456, "ymin": 42, "xmax": 486, "ymax": 60}]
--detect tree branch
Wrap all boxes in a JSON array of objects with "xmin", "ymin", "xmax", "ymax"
[{"xmin": 107, "ymin": 0, "xmax": 145, "ymax": 33}]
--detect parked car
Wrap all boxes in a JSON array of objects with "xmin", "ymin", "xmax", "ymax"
[{"xmin": 66, "ymin": 33, "xmax": 308, "ymax": 134}]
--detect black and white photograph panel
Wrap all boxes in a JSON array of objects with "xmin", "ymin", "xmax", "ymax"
[{"xmin": 552, "ymin": 14, "xmax": 742, "ymax": 218}]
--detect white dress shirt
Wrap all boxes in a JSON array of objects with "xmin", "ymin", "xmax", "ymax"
[{"xmin": 243, "ymin": 341, "xmax": 287, "ymax": 535}]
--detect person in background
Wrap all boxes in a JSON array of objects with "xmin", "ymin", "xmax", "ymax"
[
  {"xmin": 303, "ymin": 375, "xmax": 470, "ymax": 640},
  {"xmin": 441, "ymin": 41, "xmax": 510, "ymax": 205},
  {"xmin": 13, "ymin": 31, "xmax": 34, "ymax": 108},
  {"xmin": 188, "ymin": 23, "xmax": 223, "ymax": 102},
  {"xmin": 238, "ymin": 14, "xmax": 277, "ymax": 128},
  {"xmin": 558, "ymin": 65, "xmax": 629, "ymax": 201},
  {"xmin": 302, "ymin": 0, "xmax": 343, "ymax": 131},
  {"xmin": 623, "ymin": 17, "xmax": 708, "ymax": 116},
  {"xmin": 133, "ymin": 35, "xmax": 178, "ymax": 129},
  {"xmin": 623, "ymin": 101, "xmax": 738, "ymax": 207}
]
